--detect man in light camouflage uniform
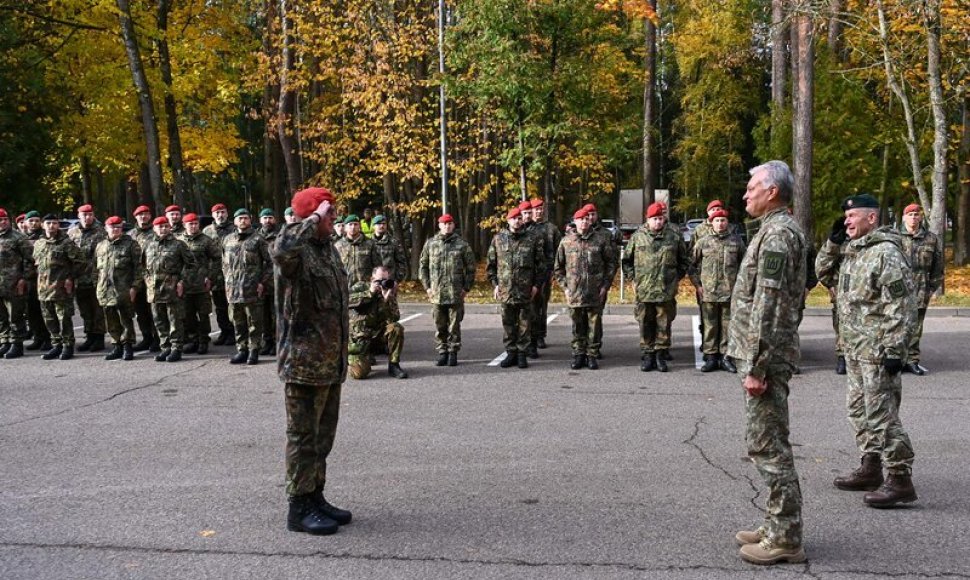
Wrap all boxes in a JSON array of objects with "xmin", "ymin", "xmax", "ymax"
[
  {"xmin": 898, "ymin": 203, "xmax": 942, "ymax": 375},
  {"xmin": 259, "ymin": 208, "xmax": 280, "ymax": 356},
  {"xmin": 419, "ymin": 214, "xmax": 476, "ymax": 367},
  {"xmin": 21, "ymin": 211, "xmax": 51, "ymax": 351},
  {"xmin": 815, "ymin": 217, "xmax": 849, "ymax": 375},
  {"xmin": 486, "ymin": 206, "xmax": 545, "ymax": 369},
  {"xmin": 347, "ymin": 265, "xmax": 408, "ymax": 379},
  {"xmin": 67, "ymin": 204, "xmax": 107, "ymax": 352},
  {"xmin": 727, "ymin": 160, "xmax": 807, "ymax": 565},
  {"xmin": 371, "ymin": 214, "xmax": 408, "ymax": 282},
  {"xmin": 223, "ymin": 208, "xmax": 272, "ymax": 365},
  {"xmin": 143, "ymin": 216, "xmax": 195, "ymax": 362},
  {"xmin": 273, "ymin": 187, "xmax": 352, "ymax": 536},
  {"xmin": 0, "ymin": 208, "xmax": 32, "ymax": 359},
  {"xmin": 130, "ymin": 205, "xmax": 160, "ymax": 352},
  {"xmin": 34, "ymin": 214, "xmax": 87, "ymax": 361},
  {"xmin": 554, "ymin": 207, "xmax": 616, "ymax": 370},
  {"xmin": 831, "ymin": 194, "xmax": 919, "ymax": 509},
  {"xmin": 335, "ymin": 215, "xmax": 380, "ymax": 288},
  {"xmin": 203, "ymin": 203, "xmax": 235, "ymax": 346},
  {"xmin": 95, "ymin": 216, "xmax": 143, "ymax": 361},
  {"xmin": 528, "ymin": 198, "xmax": 561, "ymax": 353},
  {"xmin": 178, "ymin": 213, "xmax": 221, "ymax": 355}
]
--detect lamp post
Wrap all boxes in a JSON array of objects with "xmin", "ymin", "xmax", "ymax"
[{"xmin": 438, "ymin": 0, "xmax": 448, "ymax": 215}]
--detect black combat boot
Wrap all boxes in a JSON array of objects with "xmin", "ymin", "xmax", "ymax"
[
  {"xmin": 104, "ymin": 345, "xmax": 124, "ymax": 361},
  {"xmin": 863, "ymin": 474, "xmax": 917, "ymax": 508},
  {"xmin": 182, "ymin": 342, "xmax": 198, "ymax": 354},
  {"xmin": 25, "ymin": 337, "xmax": 46, "ymax": 351},
  {"xmin": 260, "ymin": 340, "xmax": 275, "ymax": 356},
  {"xmin": 517, "ymin": 352, "xmax": 529, "ymax": 369},
  {"xmin": 720, "ymin": 356, "xmax": 737, "ymax": 374},
  {"xmin": 247, "ymin": 350, "xmax": 259, "ymax": 365},
  {"xmin": 132, "ymin": 338, "xmax": 151, "ymax": 351},
  {"xmin": 903, "ymin": 362, "xmax": 926, "ymax": 375},
  {"xmin": 836, "ymin": 355, "xmax": 847, "ymax": 375},
  {"xmin": 447, "ymin": 352, "xmax": 458, "ymax": 367},
  {"xmin": 87, "ymin": 334, "xmax": 105, "ymax": 352},
  {"xmin": 155, "ymin": 348, "xmax": 171, "ymax": 362},
  {"xmin": 77, "ymin": 335, "xmax": 95, "ymax": 352},
  {"xmin": 312, "ymin": 487, "xmax": 352, "ymax": 525},
  {"xmin": 230, "ymin": 349, "xmax": 249, "ymax": 364},
  {"xmin": 655, "ymin": 350, "xmax": 669, "ymax": 372},
  {"xmin": 148, "ymin": 341, "xmax": 162, "ymax": 353},
  {"xmin": 570, "ymin": 354, "xmax": 587, "ymax": 370},
  {"xmin": 122, "ymin": 343, "xmax": 134, "ymax": 361},
  {"xmin": 586, "ymin": 355, "xmax": 599, "ymax": 370},
  {"xmin": 700, "ymin": 354, "xmax": 719, "ymax": 372},
  {"xmin": 436, "ymin": 352, "xmax": 449, "ymax": 366},
  {"xmin": 499, "ymin": 352, "xmax": 517, "ymax": 368},
  {"xmin": 834, "ymin": 453, "xmax": 883, "ymax": 491},
  {"xmin": 42, "ymin": 345, "xmax": 63, "ymax": 360},
  {"xmin": 388, "ymin": 362, "xmax": 408, "ymax": 379},
  {"xmin": 166, "ymin": 349, "xmax": 182, "ymax": 362},
  {"xmin": 536, "ymin": 337, "xmax": 547, "ymax": 349},
  {"xmin": 287, "ymin": 494, "xmax": 339, "ymax": 535},
  {"xmin": 640, "ymin": 353, "xmax": 656, "ymax": 372},
  {"xmin": 4, "ymin": 342, "xmax": 24, "ymax": 359},
  {"xmin": 59, "ymin": 344, "xmax": 74, "ymax": 360},
  {"xmin": 196, "ymin": 343, "xmax": 208, "ymax": 355},
  {"xmin": 526, "ymin": 342, "xmax": 539, "ymax": 359},
  {"xmin": 0, "ymin": 343, "xmax": 10, "ymax": 356}
]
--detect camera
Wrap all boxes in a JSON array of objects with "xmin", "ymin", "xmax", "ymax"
[{"xmin": 378, "ymin": 279, "xmax": 396, "ymax": 290}]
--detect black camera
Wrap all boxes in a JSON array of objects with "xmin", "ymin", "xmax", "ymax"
[{"xmin": 378, "ymin": 279, "xmax": 396, "ymax": 290}]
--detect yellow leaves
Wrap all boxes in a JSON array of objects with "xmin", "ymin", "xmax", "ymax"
[
  {"xmin": 595, "ymin": 0, "xmax": 661, "ymax": 26},
  {"xmin": 198, "ymin": 530, "xmax": 217, "ymax": 538}
]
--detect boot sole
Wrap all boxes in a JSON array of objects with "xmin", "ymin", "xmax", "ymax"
[
  {"xmin": 740, "ymin": 548, "xmax": 806, "ymax": 565},
  {"xmin": 286, "ymin": 521, "xmax": 339, "ymax": 535},
  {"xmin": 864, "ymin": 494, "xmax": 918, "ymax": 508},
  {"xmin": 834, "ymin": 480, "xmax": 883, "ymax": 492}
]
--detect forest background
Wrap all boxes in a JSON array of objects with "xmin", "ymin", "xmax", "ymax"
[{"xmin": 1, "ymin": 0, "xmax": 968, "ymax": 279}]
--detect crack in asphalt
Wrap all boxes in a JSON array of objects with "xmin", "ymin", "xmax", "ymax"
[
  {"xmin": 682, "ymin": 416, "xmax": 763, "ymax": 512},
  {"xmin": 0, "ymin": 361, "xmax": 212, "ymax": 429}
]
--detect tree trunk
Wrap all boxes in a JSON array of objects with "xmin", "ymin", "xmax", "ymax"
[
  {"xmin": 156, "ymin": 0, "xmax": 192, "ymax": 210},
  {"xmin": 771, "ymin": 0, "xmax": 787, "ymax": 111},
  {"xmin": 827, "ymin": 0, "xmax": 844, "ymax": 59},
  {"xmin": 956, "ymin": 92, "xmax": 970, "ymax": 266},
  {"xmin": 116, "ymin": 0, "xmax": 164, "ymax": 212},
  {"xmin": 923, "ymin": 0, "xmax": 948, "ymax": 238},
  {"xmin": 277, "ymin": 0, "xmax": 304, "ymax": 193},
  {"xmin": 791, "ymin": 6, "xmax": 814, "ymax": 237},
  {"xmin": 80, "ymin": 156, "xmax": 92, "ymax": 204},
  {"xmin": 642, "ymin": 4, "xmax": 657, "ymax": 206}
]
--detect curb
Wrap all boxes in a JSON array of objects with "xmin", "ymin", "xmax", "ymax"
[{"xmin": 397, "ymin": 303, "xmax": 968, "ymax": 317}]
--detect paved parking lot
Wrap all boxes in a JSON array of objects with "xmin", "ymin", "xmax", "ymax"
[{"xmin": 2, "ymin": 307, "xmax": 969, "ymax": 579}]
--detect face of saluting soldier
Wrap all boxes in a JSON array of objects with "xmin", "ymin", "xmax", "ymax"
[{"xmin": 844, "ymin": 208, "xmax": 878, "ymax": 241}]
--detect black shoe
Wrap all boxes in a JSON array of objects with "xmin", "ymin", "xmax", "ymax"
[
  {"xmin": 122, "ymin": 344, "xmax": 134, "ymax": 361},
  {"xmin": 42, "ymin": 345, "xmax": 63, "ymax": 360},
  {"xmin": 87, "ymin": 334, "xmax": 105, "ymax": 352},
  {"xmin": 586, "ymin": 356, "xmax": 599, "ymax": 370},
  {"xmin": 4, "ymin": 342, "xmax": 24, "ymax": 359},
  {"xmin": 155, "ymin": 348, "xmax": 171, "ymax": 362},
  {"xmin": 701, "ymin": 355, "xmax": 719, "ymax": 373},
  {"xmin": 212, "ymin": 332, "xmax": 229, "ymax": 346},
  {"xmin": 166, "ymin": 349, "xmax": 182, "ymax": 363},
  {"xmin": 656, "ymin": 351, "xmax": 669, "ymax": 372},
  {"xmin": 388, "ymin": 362, "xmax": 408, "ymax": 379},
  {"xmin": 77, "ymin": 335, "xmax": 95, "ymax": 352},
  {"xmin": 448, "ymin": 352, "xmax": 458, "ymax": 367},
  {"xmin": 720, "ymin": 356, "xmax": 737, "ymax": 374},
  {"xmin": 499, "ymin": 352, "xmax": 517, "ymax": 368},
  {"xmin": 536, "ymin": 337, "xmax": 547, "ymax": 349},
  {"xmin": 904, "ymin": 363, "xmax": 926, "ymax": 376},
  {"xmin": 148, "ymin": 341, "xmax": 162, "ymax": 353},
  {"xmin": 59, "ymin": 345, "xmax": 74, "ymax": 360},
  {"xmin": 196, "ymin": 343, "xmax": 208, "ymax": 355},
  {"xmin": 570, "ymin": 354, "xmax": 587, "ymax": 370},
  {"xmin": 0, "ymin": 344, "xmax": 10, "ymax": 356},
  {"xmin": 132, "ymin": 339, "xmax": 151, "ymax": 352},
  {"xmin": 287, "ymin": 495, "xmax": 339, "ymax": 535},
  {"xmin": 25, "ymin": 338, "xmax": 46, "ymax": 351},
  {"xmin": 517, "ymin": 352, "xmax": 529, "ymax": 369},
  {"xmin": 247, "ymin": 350, "xmax": 259, "ymax": 365},
  {"xmin": 230, "ymin": 350, "xmax": 249, "ymax": 364},
  {"xmin": 104, "ymin": 345, "xmax": 124, "ymax": 361},
  {"xmin": 260, "ymin": 341, "xmax": 274, "ymax": 356},
  {"xmin": 40, "ymin": 340, "xmax": 52, "ymax": 351},
  {"xmin": 436, "ymin": 352, "xmax": 449, "ymax": 366},
  {"xmin": 182, "ymin": 342, "xmax": 198, "ymax": 354},
  {"xmin": 312, "ymin": 489, "xmax": 352, "ymax": 525},
  {"xmin": 526, "ymin": 344, "xmax": 539, "ymax": 359},
  {"xmin": 836, "ymin": 355, "xmax": 847, "ymax": 375},
  {"xmin": 662, "ymin": 350, "xmax": 673, "ymax": 361},
  {"xmin": 640, "ymin": 353, "xmax": 655, "ymax": 372}
]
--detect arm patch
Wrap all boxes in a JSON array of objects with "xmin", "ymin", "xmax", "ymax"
[
  {"xmin": 887, "ymin": 278, "xmax": 906, "ymax": 298},
  {"xmin": 760, "ymin": 250, "xmax": 786, "ymax": 281}
]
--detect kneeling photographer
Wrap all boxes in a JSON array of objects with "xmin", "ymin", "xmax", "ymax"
[{"xmin": 348, "ymin": 266, "xmax": 408, "ymax": 379}]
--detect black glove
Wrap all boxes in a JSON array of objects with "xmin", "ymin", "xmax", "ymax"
[
  {"xmin": 829, "ymin": 217, "xmax": 848, "ymax": 245},
  {"xmin": 882, "ymin": 357, "xmax": 903, "ymax": 375}
]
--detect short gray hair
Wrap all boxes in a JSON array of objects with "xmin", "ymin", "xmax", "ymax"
[{"xmin": 749, "ymin": 160, "xmax": 793, "ymax": 204}]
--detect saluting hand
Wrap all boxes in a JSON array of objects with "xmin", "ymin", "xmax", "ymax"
[{"xmin": 743, "ymin": 374, "xmax": 767, "ymax": 397}]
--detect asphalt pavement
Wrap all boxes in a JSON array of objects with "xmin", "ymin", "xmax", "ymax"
[{"xmin": 1, "ymin": 307, "xmax": 969, "ymax": 579}]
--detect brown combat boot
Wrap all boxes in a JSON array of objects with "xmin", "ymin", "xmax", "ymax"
[
  {"xmin": 863, "ymin": 474, "xmax": 917, "ymax": 508},
  {"xmin": 735, "ymin": 529, "xmax": 762, "ymax": 546},
  {"xmin": 834, "ymin": 453, "xmax": 883, "ymax": 491}
]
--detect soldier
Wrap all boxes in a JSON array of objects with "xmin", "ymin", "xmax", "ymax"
[
  {"xmin": 348, "ymin": 266, "xmax": 408, "ymax": 379},
  {"xmin": 130, "ymin": 205, "xmax": 160, "ymax": 352},
  {"xmin": 486, "ymin": 207, "xmax": 545, "ymax": 369},
  {"xmin": 727, "ymin": 160, "xmax": 807, "ymax": 565},
  {"xmin": 832, "ymin": 194, "xmax": 918, "ymax": 508},
  {"xmin": 259, "ymin": 208, "xmax": 280, "ymax": 356},
  {"xmin": 164, "ymin": 204, "xmax": 184, "ymax": 235},
  {"xmin": 143, "ymin": 216, "xmax": 195, "ymax": 362},
  {"xmin": 419, "ymin": 214, "xmax": 476, "ymax": 366},
  {"xmin": 622, "ymin": 202, "xmax": 689, "ymax": 372},
  {"xmin": 0, "ymin": 208, "xmax": 32, "ymax": 359},
  {"xmin": 583, "ymin": 202, "xmax": 621, "ymax": 359},
  {"xmin": 335, "ymin": 215, "xmax": 380, "ymax": 288},
  {"xmin": 21, "ymin": 211, "xmax": 51, "ymax": 351},
  {"xmin": 272, "ymin": 186, "xmax": 352, "ymax": 536},
  {"xmin": 530, "ymin": 199, "xmax": 562, "ymax": 351},
  {"xmin": 898, "ymin": 203, "xmax": 942, "ymax": 375},
  {"xmin": 203, "ymin": 203, "xmax": 235, "ymax": 346},
  {"xmin": 34, "ymin": 214, "xmax": 87, "ymax": 360},
  {"xmin": 223, "ymin": 208, "xmax": 272, "ymax": 365},
  {"xmin": 284, "ymin": 206, "xmax": 301, "ymax": 224},
  {"xmin": 689, "ymin": 199, "xmax": 725, "ymax": 341},
  {"xmin": 331, "ymin": 216, "xmax": 345, "ymax": 243},
  {"xmin": 178, "ymin": 213, "xmax": 220, "ymax": 355},
  {"xmin": 690, "ymin": 208, "xmax": 745, "ymax": 372},
  {"xmin": 15, "ymin": 213, "xmax": 28, "ymax": 235},
  {"xmin": 371, "ymin": 215, "xmax": 408, "ymax": 282},
  {"xmin": 67, "ymin": 204, "xmax": 107, "ymax": 352},
  {"xmin": 95, "ymin": 216, "xmax": 143, "ymax": 361},
  {"xmin": 815, "ymin": 217, "xmax": 849, "ymax": 374},
  {"xmin": 554, "ymin": 208, "xmax": 616, "ymax": 370}
]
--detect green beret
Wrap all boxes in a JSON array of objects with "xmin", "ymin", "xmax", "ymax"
[
  {"xmin": 25, "ymin": 210, "xmax": 40, "ymax": 219},
  {"xmin": 841, "ymin": 194, "xmax": 879, "ymax": 211},
  {"xmin": 233, "ymin": 208, "xmax": 250, "ymax": 218},
  {"xmin": 371, "ymin": 215, "xmax": 386, "ymax": 225},
  {"xmin": 259, "ymin": 208, "xmax": 274, "ymax": 218},
  {"xmin": 344, "ymin": 214, "xmax": 360, "ymax": 223},
  {"xmin": 284, "ymin": 207, "xmax": 294, "ymax": 216}
]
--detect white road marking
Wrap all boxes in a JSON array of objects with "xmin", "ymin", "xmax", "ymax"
[
  {"xmin": 692, "ymin": 315, "xmax": 704, "ymax": 370},
  {"xmin": 400, "ymin": 313, "xmax": 423, "ymax": 324},
  {"xmin": 487, "ymin": 313, "xmax": 559, "ymax": 366}
]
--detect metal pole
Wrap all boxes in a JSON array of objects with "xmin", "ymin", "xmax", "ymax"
[{"xmin": 438, "ymin": 0, "xmax": 448, "ymax": 215}]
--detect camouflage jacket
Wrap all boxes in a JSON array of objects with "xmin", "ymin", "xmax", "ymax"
[
  {"xmin": 622, "ymin": 225, "xmax": 689, "ymax": 303},
  {"xmin": 259, "ymin": 224, "xmax": 280, "ymax": 244},
  {"xmin": 67, "ymin": 224, "xmax": 106, "ymax": 287},
  {"xmin": 531, "ymin": 221, "xmax": 562, "ymax": 280},
  {"xmin": 690, "ymin": 220, "xmax": 714, "ymax": 251},
  {"xmin": 272, "ymin": 219, "xmax": 349, "ymax": 386},
  {"xmin": 202, "ymin": 220, "xmax": 234, "ymax": 286},
  {"xmin": 142, "ymin": 234, "xmax": 195, "ymax": 303},
  {"xmin": 372, "ymin": 232, "xmax": 409, "ymax": 281},
  {"xmin": 419, "ymin": 232, "xmax": 476, "ymax": 305},
  {"xmin": 553, "ymin": 229, "xmax": 616, "ymax": 308},
  {"xmin": 0, "ymin": 227, "xmax": 33, "ymax": 298},
  {"xmin": 95, "ymin": 235, "xmax": 144, "ymax": 306},
  {"xmin": 726, "ymin": 208, "xmax": 807, "ymax": 378},
  {"xmin": 33, "ymin": 231, "xmax": 87, "ymax": 301},
  {"xmin": 814, "ymin": 238, "xmax": 847, "ymax": 304},
  {"xmin": 899, "ymin": 226, "xmax": 943, "ymax": 308},
  {"xmin": 177, "ymin": 231, "xmax": 222, "ymax": 295},
  {"xmin": 486, "ymin": 227, "xmax": 546, "ymax": 305},
  {"xmin": 130, "ymin": 226, "xmax": 156, "ymax": 251},
  {"xmin": 689, "ymin": 231, "xmax": 746, "ymax": 303},
  {"xmin": 335, "ymin": 234, "xmax": 380, "ymax": 287},
  {"xmin": 348, "ymin": 281, "xmax": 401, "ymax": 341},
  {"xmin": 24, "ymin": 230, "xmax": 44, "ymax": 283},
  {"xmin": 222, "ymin": 228, "xmax": 272, "ymax": 304},
  {"xmin": 838, "ymin": 227, "xmax": 916, "ymax": 362}
]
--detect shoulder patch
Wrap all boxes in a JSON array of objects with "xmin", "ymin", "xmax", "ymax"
[
  {"xmin": 887, "ymin": 278, "xmax": 906, "ymax": 298},
  {"xmin": 761, "ymin": 250, "xmax": 786, "ymax": 281}
]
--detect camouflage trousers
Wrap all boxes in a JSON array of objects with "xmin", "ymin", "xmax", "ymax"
[
  {"xmin": 0, "ymin": 295, "xmax": 27, "ymax": 344},
  {"xmin": 530, "ymin": 281, "xmax": 553, "ymax": 340},
  {"xmin": 830, "ymin": 300, "xmax": 842, "ymax": 356},
  {"xmin": 74, "ymin": 285, "xmax": 105, "ymax": 335},
  {"xmin": 27, "ymin": 285, "xmax": 49, "ymax": 341},
  {"xmin": 845, "ymin": 358, "xmax": 915, "ymax": 475},
  {"xmin": 355, "ymin": 321, "xmax": 404, "ymax": 364},
  {"xmin": 182, "ymin": 292, "xmax": 213, "ymax": 346},
  {"xmin": 569, "ymin": 306, "xmax": 602, "ymax": 357},
  {"xmin": 635, "ymin": 300, "xmax": 676, "ymax": 354},
  {"xmin": 501, "ymin": 302, "xmax": 532, "ymax": 353},
  {"xmin": 432, "ymin": 303, "xmax": 464, "ymax": 353},
  {"xmin": 133, "ymin": 286, "xmax": 157, "ymax": 344},
  {"xmin": 700, "ymin": 302, "xmax": 730, "ymax": 355},
  {"xmin": 262, "ymin": 291, "xmax": 276, "ymax": 344},
  {"xmin": 285, "ymin": 382, "xmax": 342, "ymax": 497},
  {"xmin": 152, "ymin": 301, "xmax": 185, "ymax": 350},
  {"xmin": 230, "ymin": 302, "xmax": 263, "ymax": 352},
  {"xmin": 103, "ymin": 300, "xmax": 136, "ymax": 346},
  {"xmin": 906, "ymin": 308, "xmax": 927, "ymax": 364},
  {"xmin": 211, "ymin": 284, "xmax": 232, "ymax": 334},
  {"xmin": 41, "ymin": 299, "xmax": 75, "ymax": 346},
  {"xmin": 739, "ymin": 361, "xmax": 803, "ymax": 549}
]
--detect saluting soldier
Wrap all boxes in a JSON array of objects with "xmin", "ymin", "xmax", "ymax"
[
  {"xmin": 371, "ymin": 214, "xmax": 408, "ymax": 282},
  {"xmin": 21, "ymin": 211, "xmax": 51, "ymax": 351},
  {"xmin": 130, "ymin": 205, "xmax": 160, "ymax": 352},
  {"xmin": 419, "ymin": 214, "xmax": 476, "ymax": 367},
  {"xmin": 67, "ymin": 204, "xmax": 107, "ymax": 352},
  {"xmin": 203, "ymin": 203, "xmax": 235, "ymax": 346},
  {"xmin": 143, "ymin": 216, "xmax": 195, "ymax": 363},
  {"xmin": 898, "ymin": 203, "xmax": 943, "ymax": 375},
  {"xmin": 530, "ymin": 198, "xmax": 562, "ymax": 351},
  {"xmin": 178, "ymin": 213, "xmax": 221, "ymax": 355},
  {"xmin": 258, "ymin": 208, "xmax": 280, "ymax": 355},
  {"xmin": 34, "ymin": 214, "xmax": 87, "ymax": 360},
  {"xmin": 0, "ymin": 208, "xmax": 32, "ymax": 359},
  {"xmin": 223, "ymin": 208, "xmax": 272, "ymax": 365},
  {"xmin": 95, "ymin": 216, "xmax": 143, "ymax": 361},
  {"xmin": 335, "ymin": 215, "xmax": 380, "ymax": 288},
  {"xmin": 815, "ymin": 217, "xmax": 849, "ymax": 375}
]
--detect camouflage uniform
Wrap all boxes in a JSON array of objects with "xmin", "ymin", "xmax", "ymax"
[
  {"xmin": 529, "ymin": 220, "xmax": 562, "ymax": 344},
  {"xmin": 130, "ymin": 226, "xmax": 159, "ymax": 346},
  {"xmin": 223, "ymin": 228, "xmax": 272, "ymax": 352},
  {"xmin": 202, "ymin": 220, "xmax": 235, "ymax": 339},
  {"xmin": 272, "ymin": 219, "xmax": 349, "ymax": 497},
  {"xmin": 335, "ymin": 233, "xmax": 380, "ymax": 288},
  {"xmin": 487, "ymin": 227, "xmax": 545, "ymax": 355},
  {"xmin": 419, "ymin": 232, "xmax": 476, "ymax": 354},
  {"xmin": 259, "ymin": 224, "xmax": 280, "ymax": 349},
  {"xmin": 815, "ymin": 239, "xmax": 847, "ymax": 358},
  {"xmin": 95, "ymin": 234, "xmax": 144, "ymax": 347},
  {"xmin": 553, "ymin": 228, "xmax": 616, "ymax": 357},
  {"xmin": 899, "ymin": 225, "xmax": 943, "ymax": 365},
  {"xmin": 33, "ymin": 231, "xmax": 87, "ymax": 346},
  {"xmin": 838, "ymin": 227, "xmax": 916, "ymax": 473},
  {"xmin": 177, "ymin": 230, "xmax": 221, "ymax": 347},
  {"xmin": 690, "ymin": 230, "xmax": 745, "ymax": 355},
  {"xmin": 67, "ymin": 223, "xmax": 107, "ymax": 337},
  {"xmin": 622, "ymin": 224, "xmax": 688, "ymax": 355},
  {"xmin": 372, "ymin": 231, "xmax": 409, "ymax": 282},
  {"xmin": 726, "ymin": 207, "xmax": 807, "ymax": 550},
  {"xmin": 143, "ymin": 234, "xmax": 195, "ymax": 350},
  {"xmin": 24, "ymin": 229, "xmax": 50, "ymax": 345},
  {"xmin": 348, "ymin": 281, "xmax": 404, "ymax": 372},
  {"xmin": 0, "ymin": 227, "xmax": 32, "ymax": 348},
  {"xmin": 589, "ymin": 222, "xmax": 622, "ymax": 350}
]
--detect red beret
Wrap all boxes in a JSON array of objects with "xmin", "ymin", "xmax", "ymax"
[
  {"xmin": 582, "ymin": 203, "xmax": 597, "ymax": 213},
  {"xmin": 152, "ymin": 216, "xmax": 169, "ymax": 226},
  {"xmin": 164, "ymin": 205, "xmax": 181, "ymax": 213},
  {"xmin": 211, "ymin": 203, "xmax": 227, "ymax": 213},
  {"xmin": 903, "ymin": 203, "xmax": 921, "ymax": 215},
  {"xmin": 16, "ymin": 213, "xmax": 26, "ymax": 223},
  {"xmin": 438, "ymin": 214, "xmax": 454, "ymax": 224},
  {"xmin": 132, "ymin": 205, "xmax": 151, "ymax": 216},
  {"xmin": 78, "ymin": 204, "xmax": 93, "ymax": 213},
  {"xmin": 646, "ymin": 202, "xmax": 664, "ymax": 218},
  {"xmin": 518, "ymin": 201, "xmax": 533, "ymax": 212},
  {"xmin": 709, "ymin": 209, "xmax": 729, "ymax": 220},
  {"xmin": 290, "ymin": 187, "xmax": 335, "ymax": 219},
  {"xmin": 183, "ymin": 213, "xmax": 198, "ymax": 223},
  {"xmin": 105, "ymin": 216, "xmax": 123, "ymax": 226},
  {"xmin": 530, "ymin": 198, "xmax": 544, "ymax": 208},
  {"xmin": 0, "ymin": 208, "xmax": 7, "ymax": 218},
  {"xmin": 573, "ymin": 209, "xmax": 588, "ymax": 220},
  {"xmin": 707, "ymin": 200, "xmax": 724, "ymax": 211},
  {"xmin": 507, "ymin": 207, "xmax": 522, "ymax": 219}
]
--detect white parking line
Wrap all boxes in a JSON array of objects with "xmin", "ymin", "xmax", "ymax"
[
  {"xmin": 692, "ymin": 315, "xmax": 704, "ymax": 370},
  {"xmin": 400, "ymin": 313, "xmax": 423, "ymax": 324},
  {"xmin": 487, "ymin": 313, "xmax": 559, "ymax": 366}
]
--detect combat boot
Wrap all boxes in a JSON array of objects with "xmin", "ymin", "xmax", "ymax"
[
  {"xmin": 570, "ymin": 354, "xmax": 587, "ymax": 370},
  {"xmin": 526, "ymin": 342, "xmax": 539, "ymax": 359},
  {"xmin": 499, "ymin": 352, "xmax": 516, "ymax": 368},
  {"xmin": 536, "ymin": 337, "xmax": 547, "ymax": 349},
  {"xmin": 154, "ymin": 348, "xmax": 171, "ymax": 362},
  {"xmin": 863, "ymin": 474, "xmax": 917, "ymax": 508},
  {"xmin": 42, "ymin": 345, "xmax": 63, "ymax": 360},
  {"xmin": 196, "ymin": 343, "xmax": 208, "ymax": 355},
  {"xmin": 0, "ymin": 343, "xmax": 10, "ymax": 356},
  {"xmin": 230, "ymin": 349, "xmax": 249, "ymax": 364},
  {"xmin": 720, "ymin": 356, "xmax": 737, "ymax": 374},
  {"xmin": 517, "ymin": 352, "xmax": 529, "ymax": 369},
  {"xmin": 122, "ymin": 343, "xmax": 134, "ymax": 361},
  {"xmin": 286, "ymin": 494, "xmax": 339, "ymax": 535},
  {"xmin": 834, "ymin": 453, "xmax": 883, "ymax": 491},
  {"xmin": 59, "ymin": 344, "xmax": 74, "ymax": 360},
  {"xmin": 447, "ymin": 352, "xmax": 458, "ymax": 367},
  {"xmin": 77, "ymin": 335, "xmax": 95, "ymax": 352},
  {"xmin": 4, "ymin": 342, "xmax": 24, "ymax": 359},
  {"xmin": 836, "ymin": 355, "xmax": 847, "ymax": 375},
  {"xmin": 25, "ymin": 337, "xmax": 46, "ymax": 351},
  {"xmin": 701, "ymin": 354, "xmax": 719, "ymax": 372},
  {"xmin": 132, "ymin": 338, "xmax": 151, "ymax": 351},
  {"xmin": 436, "ymin": 352, "xmax": 449, "ymax": 366},
  {"xmin": 640, "ymin": 353, "xmax": 656, "ymax": 372},
  {"xmin": 662, "ymin": 350, "xmax": 673, "ymax": 361},
  {"xmin": 104, "ymin": 345, "xmax": 124, "ymax": 361},
  {"xmin": 655, "ymin": 350, "xmax": 669, "ymax": 372},
  {"xmin": 739, "ymin": 541, "xmax": 806, "ymax": 565},
  {"xmin": 148, "ymin": 341, "xmax": 162, "ymax": 353},
  {"xmin": 903, "ymin": 362, "xmax": 926, "ymax": 375},
  {"xmin": 586, "ymin": 356, "xmax": 599, "ymax": 370},
  {"xmin": 735, "ymin": 530, "xmax": 762, "ymax": 546},
  {"xmin": 40, "ymin": 339, "xmax": 52, "ymax": 351},
  {"xmin": 166, "ymin": 349, "xmax": 182, "ymax": 363},
  {"xmin": 182, "ymin": 342, "xmax": 198, "ymax": 354},
  {"xmin": 247, "ymin": 350, "xmax": 259, "ymax": 365},
  {"xmin": 312, "ymin": 487, "xmax": 352, "ymax": 525},
  {"xmin": 388, "ymin": 362, "xmax": 408, "ymax": 379},
  {"xmin": 87, "ymin": 334, "xmax": 105, "ymax": 352}
]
